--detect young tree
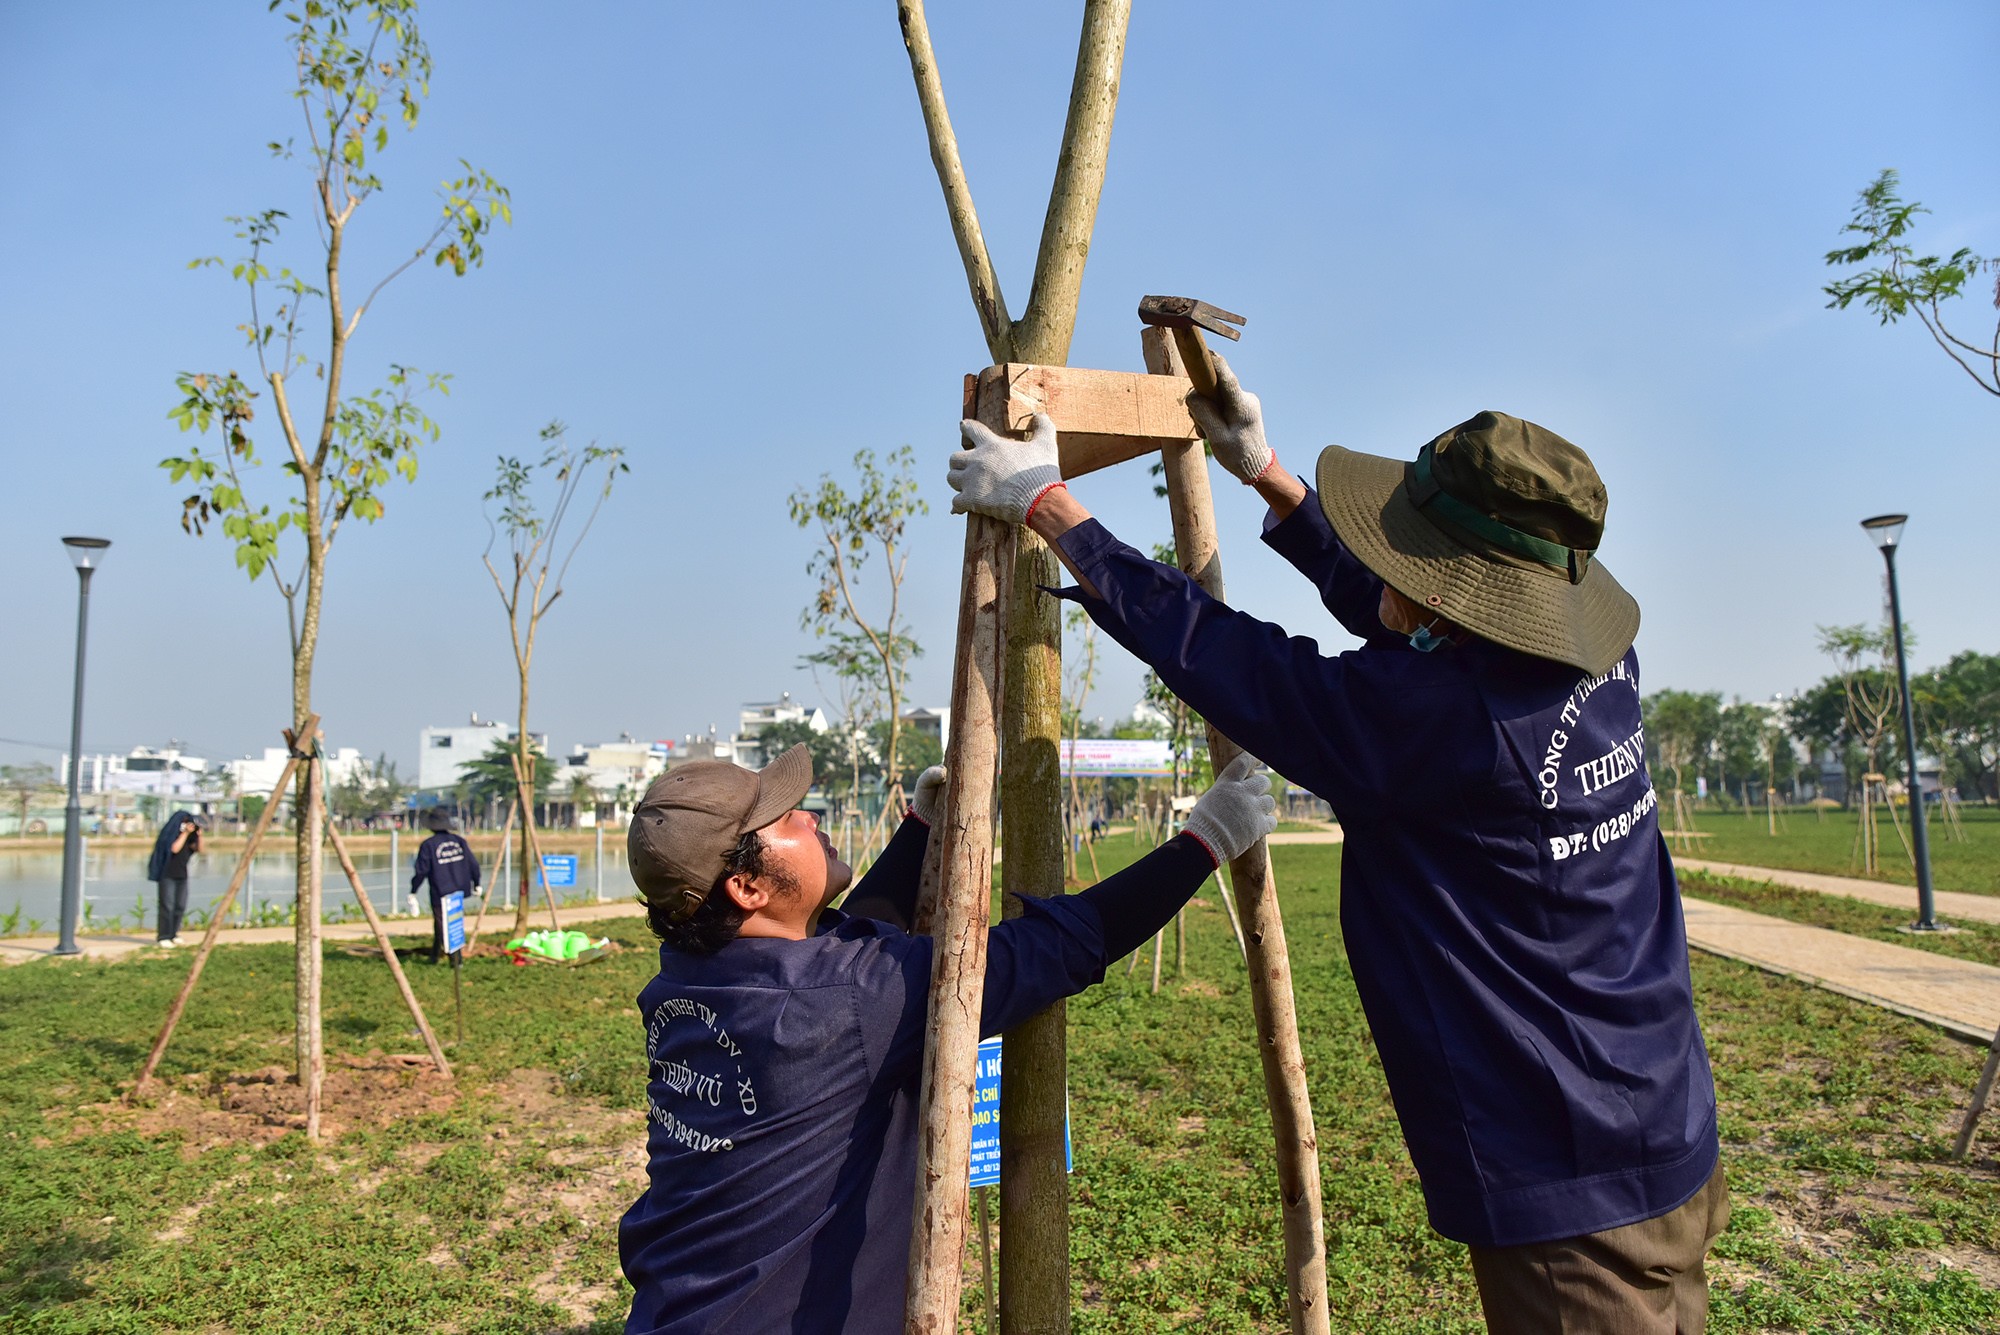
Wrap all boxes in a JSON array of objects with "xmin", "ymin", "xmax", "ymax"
[
  {"xmin": 482, "ymin": 421, "xmax": 627, "ymax": 934},
  {"xmin": 1, "ymin": 763, "xmax": 56, "ymax": 838},
  {"xmin": 160, "ymin": 0, "xmax": 508, "ymax": 1135},
  {"xmin": 1916, "ymin": 651, "xmax": 2000, "ymax": 802},
  {"xmin": 1819, "ymin": 622, "xmax": 1918, "ymax": 870},
  {"xmin": 463, "ymin": 738, "xmax": 551, "ymax": 819},
  {"xmin": 1642, "ymin": 689, "xmax": 1722, "ymax": 819},
  {"xmin": 567, "ymin": 770, "xmax": 597, "ymax": 829},
  {"xmin": 1817, "ymin": 623, "xmax": 1910, "ymax": 778},
  {"xmin": 331, "ymin": 752, "xmax": 411, "ymax": 828},
  {"xmin": 789, "ymin": 448, "xmax": 926, "ymax": 812},
  {"xmin": 1716, "ymin": 700, "xmax": 1769, "ymax": 808},
  {"xmin": 1825, "ymin": 170, "xmax": 1998, "ymax": 398}
]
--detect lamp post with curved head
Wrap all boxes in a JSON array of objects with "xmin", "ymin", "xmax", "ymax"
[
  {"xmin": 57, "ymin": 536, "xmax": 110, "ymax": 956},
  {"xmin": 1860, "ymin": 514, "xmax": 1940, "ymax": 932}
]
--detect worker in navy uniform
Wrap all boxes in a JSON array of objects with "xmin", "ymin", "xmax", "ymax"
[
  {"xmin": 949, "ymin": 375, "xmax": 1727, "ymax": 1335},
  {"xmin": 410, "ymin": 807, "xmax": 481, "ymax": 964},
  {"xmin": 617, "ymin": 745, "xmax": 1276, "ymax": 1334}
]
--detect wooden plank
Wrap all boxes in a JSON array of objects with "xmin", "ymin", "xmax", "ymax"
[
  {"xmin": 975, "ymin": 362, "xmax": 1196, "ymax": 479},
  {"xmin": 1146, "ymin": 327, "xmax": 1331, "ymax": 1335},
  {"xmin": 904, "ymin": 396, "xmax": 1015, "ymax": 1334}
]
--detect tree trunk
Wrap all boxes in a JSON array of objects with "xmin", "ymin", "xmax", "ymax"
[
  {"xmin": 998, "ymin": 529, "xmax": 1070, "ymax": 1334},
  {"xmin": 1147, "ymin": 327, "xmax": 1329, "ymax": 1333},
  {"xmin": 292, "ymin": 487, "xmax": 328, "ymax": 1141},
  {"xmin": 297, "ymin": 726, "xmax": 325, "ymax": 1141},
  {"xmin": 513, "ymin": 665, "xmax": 535, "ymax": 937}
]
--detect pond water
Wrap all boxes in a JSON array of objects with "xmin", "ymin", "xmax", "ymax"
[{"xmin": 0, "ymin": 839, "xmax": 631, "ymax": 936}]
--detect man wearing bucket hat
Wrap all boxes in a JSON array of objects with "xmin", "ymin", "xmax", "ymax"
[
  {"xmin": 409, "ymin": 807, "xmax": 481, "ymax": 965},
  {"xmin": 950, "ymin": 368, "xmax": 1725, "ymax": 1334},
  {"xmin": 618, "ymin": 743, "xmax": 1277, "ymax": 1334}
]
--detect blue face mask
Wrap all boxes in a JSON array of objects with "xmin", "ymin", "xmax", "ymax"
[{"xmin": 1407, "ymin": 620, "xmax": 1450, "ymax": 653}]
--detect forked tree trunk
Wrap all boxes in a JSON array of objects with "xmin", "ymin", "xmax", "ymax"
[{"xmin": 897, "ymin": 2, "xmax": 1131, "ymax": 1328}]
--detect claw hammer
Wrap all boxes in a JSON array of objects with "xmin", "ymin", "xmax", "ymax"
[{"xmin": 1137, "ymin": 294, "xmax": 1246, "ymax": 397}]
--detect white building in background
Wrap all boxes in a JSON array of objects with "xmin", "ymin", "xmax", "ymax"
[
  {"xmin": 228, "ymin": 746, "xmax": 366, "ymax": 798},
  {"xmin": 901, "ymin": 706, "xmax": 950, "ymax": 754},
  {"xmin": 672, "ymin": 728, "xmax": 754, "ymax": 768},
  {"xmin": 417, "ymin": 713, "xmax": 545, "ymax": 792},
  {"xmin": 561, "ymin": 736, "xmax": 674, "ymax": 825},
  {"xmin": 734, "ymin": 694, "xmax": 829, "ymax": 768},
  {"xmin": 62, "ymin": 743, "xmax": 214, "ymax": 799}
]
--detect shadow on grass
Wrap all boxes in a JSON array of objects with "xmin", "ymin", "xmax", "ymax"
[{"xmin": 1, "ymin": 1227, "xmax": 120, "ymax": 1313}]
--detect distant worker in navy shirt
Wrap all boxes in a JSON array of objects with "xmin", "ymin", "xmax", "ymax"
[
  {"xmin": 410, "ymin": 808, "xmax": 481, "ymax": 964},
  {"xmin": 617, "ymin": 743, "xmax": 1276, "ymax": 1334},
  {"xmin": 951, "ymin": 377, "xmax": 1727, "ymax": 1334}
]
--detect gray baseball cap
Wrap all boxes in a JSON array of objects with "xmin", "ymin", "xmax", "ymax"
[{"xmin": 628, "ymin": 745, "xmax": 814, "ymax": 922}]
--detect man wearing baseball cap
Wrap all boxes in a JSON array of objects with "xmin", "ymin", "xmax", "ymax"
[
  {"xmin": 617, "ymin": 743, "xmax": 1277, "ymax": 1334},
  {"xmin": 950, "ymin": 373, "xmax": 1725, "ymax": 1334}
]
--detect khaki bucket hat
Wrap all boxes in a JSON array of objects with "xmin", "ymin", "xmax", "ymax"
[
  {"xmin": 1314, "ymin": 410, "xmax": 1638, "ymax": 675},
  {"xmin": 629, "ymin": 744, "xmax": 815, "ymax": 923}
]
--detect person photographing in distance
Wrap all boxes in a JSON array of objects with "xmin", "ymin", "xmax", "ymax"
[{"xmin": 147, "ymin": 810, "xmax": 202, "ymax": 947}]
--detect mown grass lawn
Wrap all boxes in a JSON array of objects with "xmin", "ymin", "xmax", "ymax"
[
  {"xmin": 4, "ymin": 841, "xmax": 2000, "ymax": 1332},
  {"xmin": 1678, "ymin": 805, "xmax": 2000, "ymax": 897}
]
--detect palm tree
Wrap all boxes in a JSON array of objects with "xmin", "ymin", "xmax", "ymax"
[{"xmin": 568, "ymin": 771, "xmax": 596, "ymax": 829}]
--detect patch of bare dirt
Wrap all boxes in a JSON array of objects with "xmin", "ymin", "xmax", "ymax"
[
  {"xmin": 482, "ymin": 1069, "xmax": 647, "ymax": 1325},
  {"xmin": 78, "ymin": 1052, "xmax": 457, "ymax": 1148}
]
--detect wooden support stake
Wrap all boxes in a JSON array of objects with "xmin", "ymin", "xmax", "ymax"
[
  {"xmin": 1146, "ymin": 326, "xmax": 1330, "ymax": 1334},
  {"xmin": 1217, "ymin": 862, "xmax": 1250, "ymax": 965},
  {"xmin": 1956, "ymin": 1024, "xmax": 2000, "ymax": 1159},
  {"xmin": 466, "ymin": 797, "xmax": 519, "ymax": 949},
  {"xmin": 320, "ymin": 782, "xmax": 452, "ymax": 1078},
  {"xmin": 131, "ymin": 722, "xmax": 313, "ymax": 1097},
  {"xmin": 903, "ymin": 499, "xmax": 1013, "ymax": 1333}
]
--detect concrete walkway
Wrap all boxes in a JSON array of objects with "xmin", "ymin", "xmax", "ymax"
[
  {"xmin": 0, "ymin": 900, "xmax": 650, "ymax": 967},
  {"xmin": 1681, "ymin": 897, "xmax": 2000, "ymax": 1044},
  {"xmin": 1678, "ymin": 858, "xmax": 2000, "ymax": 926}
]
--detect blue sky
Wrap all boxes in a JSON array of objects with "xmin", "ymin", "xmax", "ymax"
[{"xmin": 2, "ymin": 1, "xmax": 1995, "ymax": 775}]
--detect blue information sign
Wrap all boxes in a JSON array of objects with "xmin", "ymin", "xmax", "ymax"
[
  {"xmin": 968, "ymin": 1036, "xmax": 1072, "ymax": 1188},
  {"xmin": 541, "ymin": 854, "xmax": 579, "ymax": 888},
  {"xmin": 441, "ymin": 891, "xmax": 466, "ymax": 955}
]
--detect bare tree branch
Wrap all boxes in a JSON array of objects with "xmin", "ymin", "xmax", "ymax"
[
  {"xmin": 1012, "ymin": 0, "xmax": 1132, "ymax": 364},
  {"xmin": 895, "ymin": 0, "xmax": 1015, "ymax": 361}
]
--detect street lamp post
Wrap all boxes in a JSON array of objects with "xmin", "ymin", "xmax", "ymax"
[
  {"xmin": 57, "ymin": 537, "xmax": 111, "ymax": 956},
  {"xmin": 1860, "ymin": 514, "xmax": 1941, "ymax": 932}
]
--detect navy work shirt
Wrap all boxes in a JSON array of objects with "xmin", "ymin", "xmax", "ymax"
[
  {"xmin": 1054, "ymin": 491, "xmax": 1717, "ymax": 1249},
  {"xmin": 410, "ymin": 831, "xmax": 481, "ymax": 902},
  {"xmin": 619, "ymin": 814, "xmax": 1216, "ymax": 1333}
]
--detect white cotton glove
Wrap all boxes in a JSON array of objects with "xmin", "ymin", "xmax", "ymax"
[
  {"xmin": 948, "ymin": 412, "xmax": 1065, "ymax": 525},
  {"xmin": 910, "ymin": 766, "xmax": 948, "ymax": 826},
  {"xmin": 1184, "ymin": 353, "xmax": 1274, "ymax": 485},
  {"xmin": 1181, "ymin": 753, "xmax": 1277, "ymax": 867}
]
